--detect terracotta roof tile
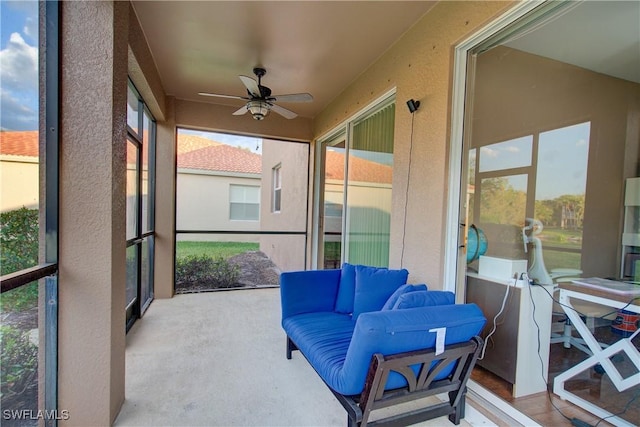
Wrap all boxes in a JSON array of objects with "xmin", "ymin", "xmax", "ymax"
[
  {"xmin": 177, "ymin": 134, "xmax": 220, "ymax": 154},
  {"xmin": 178, "ymin": 144, "xmax": 261, "ymax": 174},
  {"xmin": 0, "ymin": 131, "xmax": 39, "ymax": 157},
  {"xmin": 325, "ymin": 150, "xmax": 392, "ymax": 184}
]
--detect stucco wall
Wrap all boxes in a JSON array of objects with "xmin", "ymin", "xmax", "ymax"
[
  {"xmin": 1, "ymin": 157, "xmax": 39, "ymax": 212},
  {"xmin": 176, "ymin": 170, "xmax": 261, "ymax": 241},
  {"xmin": 259, "ymin": 138, "xmax": 309, "ymax": 271},
  {"xmin": 313, "ymin": 1, "xmax": 512, "ymax": 286},
  {"xmin": 58, "ymin": 1, "xmax": 128, "ymax": 424}
]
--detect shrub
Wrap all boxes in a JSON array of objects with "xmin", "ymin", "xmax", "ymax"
[
  {"xmin": 1, "ymin": 208, "xmax": 39, "ymax": 312},
  {"xmin": 0, "ymin": 207, "xmax": 38, "ymax": 276},
  {"xmin": 175, "ymin": 255, "xmax": 240, "ymax": 289},
  {"xmin": 0, "ymin": 326, "xmax": 38, "ymax": 407}
]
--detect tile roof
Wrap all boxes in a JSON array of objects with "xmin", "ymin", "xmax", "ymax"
[
  {"xmin": 178, "ymin": 144, "xmax": 262, "ymax": 174},
  {"xmin": 0, "ymin": 131, "xmax": 39, "ymax": 157},
  {"xmin": 0, "ymin": 131, "xmax": 259, "ymax": 175},
  {"xmin": 325, "ymin": 150, "xmax": 392, "ymax": 184},
  {"xmin": 1, "ymin": 131, "xmax": 389, "ymax": 182},
  {"xmin": 177, "ymin": 134, "xmax": 220, "ymax": 154}
]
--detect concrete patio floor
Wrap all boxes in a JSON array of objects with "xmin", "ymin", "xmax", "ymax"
[{"xmin": 114, "ymin": 288, "xmax": 498, "ymax": 426}]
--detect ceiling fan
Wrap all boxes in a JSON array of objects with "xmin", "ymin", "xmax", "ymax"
[{"xmin": 198, "ymin": 67, "xmax": 313, "ymax": 121}]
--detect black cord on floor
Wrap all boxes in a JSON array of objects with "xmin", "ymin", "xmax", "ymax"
[
  {"xmin": 593, "ymin": 390, "xmax": 640, "ymax": 427},
  {"xmin": 527, "ymin": 283, "xmax": 574, "ymax": 423}
]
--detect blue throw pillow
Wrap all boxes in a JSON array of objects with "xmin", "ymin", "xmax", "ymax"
[
  {"xmin": 392, "ymin": 290, "xmax": 455, "ymax": 310},
  {"xmin": 334, "ymin": 263, "xmax": 357, "ymax": 313},
  {"xmin": 352, "ymin": 265, "xmax": 409, "ymax": 318},
  {"xmin": 381, "ymin": 284, "xmax": 428, "ymax": 311}
]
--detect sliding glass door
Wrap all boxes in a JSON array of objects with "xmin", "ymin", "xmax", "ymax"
[{"xmin": 316, "ymin": 96, "xmax": 395, "ymax": 268}]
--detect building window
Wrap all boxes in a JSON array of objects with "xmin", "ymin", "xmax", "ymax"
[
  {"xmin": 229, "ymin": 184, "xmax": 260, "ymax": 221},
  {"xmin": 272, "ymin": 164, "xmax": 282, "ymax": 213}
]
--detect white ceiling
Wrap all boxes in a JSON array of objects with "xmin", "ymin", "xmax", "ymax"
[
  {"xmin": 131, "ymin": 1, "xmax": 437, "ymax": 119},
  {"xmin": 506, "ymin": 1, "xmax": 640, "ymax": 84},
  {"xmin": 131, "ymin": 1, "xmax": 640, "ymax": 122}
]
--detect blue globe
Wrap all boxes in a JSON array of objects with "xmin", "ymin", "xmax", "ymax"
[{"xmin": 467, "ymin": 225, "xmax": 488, "ymax": 263}]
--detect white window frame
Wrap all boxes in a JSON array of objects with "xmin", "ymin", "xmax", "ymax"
[
  {"xmin": 272, "ymin": 164, "xmax": 282, "ymax": 213},
  {"xmin": 229, "ymin": 184, "xmax": 260, "ymax": 221}
]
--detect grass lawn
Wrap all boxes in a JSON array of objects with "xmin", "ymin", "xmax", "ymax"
[{"xmin": 176, "ymin": 241, "xmax": 259, "ymax": 259}]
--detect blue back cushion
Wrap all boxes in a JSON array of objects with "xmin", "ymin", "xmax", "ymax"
[
  {"xmin": 352, "ymin": 265, "xmax": 409, "ymax": 318},
  {"xmin": 393, "ymin": 290, "xmax": 455, "ymax": 309},
  {"xmin": 334, "ymin": 263, "xmax": 357, "ymax": 314},
  {"xmin": 381, "ymin": 284, "xmax": 428, "ymax": 311}
]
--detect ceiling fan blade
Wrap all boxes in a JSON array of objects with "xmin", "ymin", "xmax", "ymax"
[
  {"xmin": 239, "ymin": 75, "xmax": 261, "ymax": 98},
  {"xmin": 198, "ymin": 92, "xmax": 247, "ymax": 100},
  {"xmin": 272, "ymin": 93, "xmax": 313, "ymax": 103},
  {"xmin": 270, "ymin": 104, "xmax": 298, "ymax": 119},
  {"xmin": 232, "ymin": 105, "xmax": 249, "ymax": 116}
]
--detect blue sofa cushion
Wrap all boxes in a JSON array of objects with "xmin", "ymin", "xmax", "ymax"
[
  {"xmin": 352, "ymin": 265, "xmax": 409, "ymax": 318},
  {"xmin": 338, "ymin": 303, "xmax": 486, "ymax": 395},
  {"xmin": 381, "ymin": 284, "xmax": 428, "ymax": 311},
  {"xmin": 283, "ymin": 303, "xmax": 486, "ymax": 396},
  {"xmin": 283, "ymin": 312, "xmax": 355, "ymax": 384},
  {"xmin": 334, "ymin": 263, "xmax": 357, "ymax": 314},
  {"xmin": 393, "ymin": 290, "xmax": 455, "ymax": 309}
]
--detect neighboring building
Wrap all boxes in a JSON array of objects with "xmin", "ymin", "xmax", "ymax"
[
  {"xmin": 1, "ymin": 132, "xmax": 262, "ymax": 245},
  {"xmin": 176, "ymin": 140, "xmax": 262, "ymax": 242},
  {"xmin": 259, "ymin": 139, "xmax": 309, "ymax": 271},
  {"xmin": 0, "ymin": 131, "xmax": 39, "ymax": 212}
]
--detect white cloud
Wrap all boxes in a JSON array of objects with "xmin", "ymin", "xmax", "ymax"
[
  {"xmin": 0, "ymin": 32, "xmax": 38, "ymax": 130},
  {"xmin": 23, "ymin": 17, "xmax": 37, "ymax": 40},
  {"xmin": 576, "ymin": 138, "xmax": 587, "ymax": 146},
  {"xmin": 480, "ymin": 146, "xmax": 499, "ymax": 158},
  {"xmin": 504, "ymin": 146, "xmax": 520, "ymax": 153},
  {"xmin": 0, "ymin": 88, "xmax": 37, "ymax": 130},
  {"xmin": 0, "ymin": 32, "xmax": 38, "ymax": 93}
]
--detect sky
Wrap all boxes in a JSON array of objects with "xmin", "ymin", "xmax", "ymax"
[{"xmin": 0, "ymin": 0, "xmax": 38, "ymax": 131}]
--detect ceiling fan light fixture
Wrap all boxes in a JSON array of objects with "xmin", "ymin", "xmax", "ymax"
[{"xmin": 247, "ymin": 100, "xmax": 270, "ymax": 120}]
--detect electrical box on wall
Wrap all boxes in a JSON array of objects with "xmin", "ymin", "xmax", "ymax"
[{"xmin": 478, "ymin": 256, "xmax": 528, "ymax": 282}]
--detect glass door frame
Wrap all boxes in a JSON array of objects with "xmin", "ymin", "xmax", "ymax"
[
  {"xmin": 444, "ymin": 1, "xmax": 564, "ymax": 296},
  {"xmin": 312, "ymin": 90, "xmax": 396, "ymax": 269}
]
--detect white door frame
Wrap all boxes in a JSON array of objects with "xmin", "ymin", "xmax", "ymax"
[{"xmin": 443, "ymin": 0, "xmax": 546, "ymax": 293}]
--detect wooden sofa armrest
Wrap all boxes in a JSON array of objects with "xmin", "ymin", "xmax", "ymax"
[{"xmin": 331, "ymin": 336, "xmax": 483, "ymax": 427}]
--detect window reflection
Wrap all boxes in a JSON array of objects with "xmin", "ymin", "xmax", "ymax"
[{"xmin": 479, "ymin": 135, "xmax": 533, "ymax": 172}]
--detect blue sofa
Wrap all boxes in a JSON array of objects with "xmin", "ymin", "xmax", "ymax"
[{"xmin": 280, "ymin": 264, "xmax": 486, "ymax": 426}]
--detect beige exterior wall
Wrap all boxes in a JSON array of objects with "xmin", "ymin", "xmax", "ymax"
[
  {"xmin": 176, "ymin": 170, "xmax": 261, "ymax": 241},
  {"xmin": 0, "ymin": 157, "xmax": 39, "ymax": 212},
  {"xmin": 313, "ymin": 1, "xmax": 513, "ymax": 286},
  {"xmin": 259, "ymin": 138, "xmax": 309, "ymax": 271},
  {"xmin": 57, "ymin": 1, "xmax": 128, "ymax": 424}
]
